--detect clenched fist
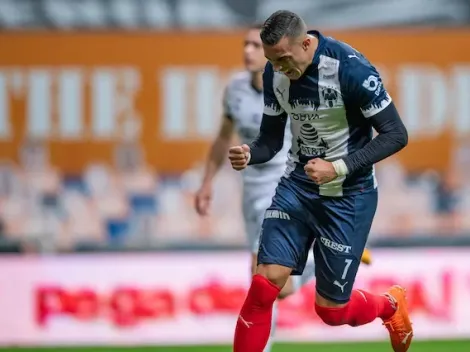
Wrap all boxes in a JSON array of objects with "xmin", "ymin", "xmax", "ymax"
[
  {"xmin": 228, "ymin": 144, "xmax": 251, "ymax": 171},
  {"xmin": 304, "ymin": 158, "xmax": 338, "ymax": 185}
]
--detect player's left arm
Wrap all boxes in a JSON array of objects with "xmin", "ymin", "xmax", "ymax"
[
  {"xmin": 333, "ymin": 58, "xmax": 408, "ymax": 176},
  {"xmin": 247, "ymin": 63, "xmax": 288, "ymax": 165},
  {"xmin": 228, "ymin": 64, "xmax": 287, "ymax": 170}
]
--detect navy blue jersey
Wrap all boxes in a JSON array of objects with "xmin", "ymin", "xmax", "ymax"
[{"xmin": 263, "ymin": 30, "xmax": 391, "ymax": 197}]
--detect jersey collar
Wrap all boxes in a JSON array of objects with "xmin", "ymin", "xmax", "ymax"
[{"xmin": 308, "ymin": 30, "xmax": 326, "ymax": 66}]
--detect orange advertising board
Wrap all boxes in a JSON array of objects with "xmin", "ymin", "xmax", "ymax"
[{"xmin": 0, "ymin": 30, "xmax": 469, "ymax": 173}]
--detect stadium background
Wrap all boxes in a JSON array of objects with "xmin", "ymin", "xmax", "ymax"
[{"xmin": 0, "ymin": 0, "xmax": 470, "ymax": 351}]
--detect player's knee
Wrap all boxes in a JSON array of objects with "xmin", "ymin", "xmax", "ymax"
[
  {"xmin": 277, "ymin": 287, "xmax": 292, "ymax": 300},
  {"xmin": 315, "ymin": 303, "xmax": 348, "ymax": 326},
  {"xmin": 256, "ymin": 263, "xmax": 291, "ymax": 289},
  {"xmin": 277, "ymin": 277, "xmax": 295, "ymax": 299},
  {"xmin": 247, "ymin": 274, "xmax": 279, "ymax": 308}
]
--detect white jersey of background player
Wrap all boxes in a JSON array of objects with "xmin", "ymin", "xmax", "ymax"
[
  {"xmin": 224, "ymin": 71, "xmax": 291, "ymax": 254},
  {"xmin": 195, "ymin": 24, "xmax": 316, "ymax": 352}
]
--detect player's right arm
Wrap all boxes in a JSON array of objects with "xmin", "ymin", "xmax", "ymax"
[
  {"xmin": 229, "ymin": 64, "xmax": 288, "ymax": 171},
  {"xmin": 331, "ymin": 55, "xmax": 408, "ymax": 177},
  {"xmin": 195, "ymin": 98, "xmax": 235, "ymax": 216}
]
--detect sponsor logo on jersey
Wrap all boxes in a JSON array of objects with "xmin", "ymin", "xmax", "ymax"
[
  {"xmin": 322, "ymin": 73, "xmax": 337, "ymax": 79},
  {"xmin": 320, "ymin": 237, "xmax": 352, "ymax": 253},
  {"xmin": 264, "ymin": 210, "xmax": 290, "ymax": 220},
  {"xmin": 291, "ymin": 112, "xmax": 325, "ymax": 121},
  {"xmin": 362, "ymin": 75, "xmax": 383, "ymax": 96},
  {"xmin": 297, "ymin": 124, "xmax": 329, "ymax": 158}
]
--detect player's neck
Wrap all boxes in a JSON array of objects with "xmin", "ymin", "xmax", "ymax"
[{"xmin": 251, "ymin": 71, "xmax": 263, "ymax": 92}]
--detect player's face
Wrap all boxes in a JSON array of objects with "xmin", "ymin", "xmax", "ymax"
[
  {"xmin": 243, "ymin": 29, "xmax": 266, "ymax": 73},
  {"xmin": 263, "ymin": 35, "xmax": 312, "ymax": 80}
]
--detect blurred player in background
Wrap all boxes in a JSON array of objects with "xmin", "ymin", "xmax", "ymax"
[
  {"xmin": 195, "ymin": 24, "xmax": 372, "ymax": 352},
  {"xmin": 228, "ymin": 11, "xmax": 412, "ymax": 352}
]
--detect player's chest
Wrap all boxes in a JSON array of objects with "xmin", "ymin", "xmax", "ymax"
[
  {"xmin": 230, "ymin": 91, "xmax": 263, "ymax": 137},
  {"xmin": 273, "ymin": 68, "xmax": 345, "ymax": 124}
]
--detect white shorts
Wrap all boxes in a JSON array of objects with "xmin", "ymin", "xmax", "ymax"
[{"xmin": 242, "ymin": 180, "xmax": 278, "ymax": 253}]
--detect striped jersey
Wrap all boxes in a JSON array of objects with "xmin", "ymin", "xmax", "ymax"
[{"xmin": 263, "ymin": 30, "xmax": 391, "ymax": 197}]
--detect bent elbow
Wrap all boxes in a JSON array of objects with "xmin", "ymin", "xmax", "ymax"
[{"xmin": 399, "ymin": 128, "xmax": 408, "ymax": 150}]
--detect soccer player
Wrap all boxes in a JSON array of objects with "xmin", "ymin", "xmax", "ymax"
[
  {"xmin": 195, "ymin": 24, "xmax": 373, "ymax": 352},
  {"xmin": 228, "ymin": 10, "xmax": 412, "ymax": 352}
]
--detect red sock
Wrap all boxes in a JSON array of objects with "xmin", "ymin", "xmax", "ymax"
[
  {"xmin": 234, "ymin": 274, "xmax": 280, "ymax": 352},
  {"xmin": 315, "ymin": 289, "xmax": 396, "ymax": 327}
]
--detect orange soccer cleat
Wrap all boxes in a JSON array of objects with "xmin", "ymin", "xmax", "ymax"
[
  {"xmin": 360, "ymin": 248, "xmax": 373, "ymax": 265},
  {"xmin": 382, "ymin": 285, "xmax": 414, "ymax": 352}
]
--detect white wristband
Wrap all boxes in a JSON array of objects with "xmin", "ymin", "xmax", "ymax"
[
  {"xmin": 245, "ymin": 152, "xmax": 251, "ymax": 165},
  {"xmin": 332, "ymin": 159, "xmax": 349, "ymax": 176}
]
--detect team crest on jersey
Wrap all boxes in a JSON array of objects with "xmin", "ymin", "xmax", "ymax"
[
  {"xmin": 321, "ymin": 87, "xmax": 339, "ymax": 108},
  {"xmin": 297, "ymin": 123, "xmax": 329, "ymax": 159}
]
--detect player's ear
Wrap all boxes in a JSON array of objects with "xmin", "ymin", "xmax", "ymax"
[{"xmin": 302, "ymin": 37, "xmax": 310, "ymax": 51}]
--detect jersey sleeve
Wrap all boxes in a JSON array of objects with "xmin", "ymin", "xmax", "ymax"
[
  {"xmin": 339, "ymin": 55, "xmax": 392, "ymax": 118},
  {"xmin": 263, "ymin": 63, "xmax": 285, "ymax": 116}
]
